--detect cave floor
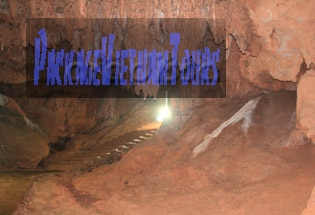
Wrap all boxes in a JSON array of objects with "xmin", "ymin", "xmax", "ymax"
[
  {"xmin": 4, "ymin": 91, "xmax": 315, "ymax": 214},
  {"xmin": 0, "ymin": 129, "xmax": 157, "ymax": 215},
  {"xmin": 2, "ymin": 136, "xmax": 315, "ymax": 215}
]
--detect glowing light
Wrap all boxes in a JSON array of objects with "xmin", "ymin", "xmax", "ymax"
[
  {"xmin": 156, "ymin": 115, "xmax": 164, "ymax": 122},
  {"xmin": 156, "ymin": 106, "xmax": 171, "ymax": 122},
  {"xmin": 160, "ymin": 106, "xmax": 170, "ymax": 118},
  {"xmin": 156, "ymin": 90, "xmax": 171, "ymax": 122}
]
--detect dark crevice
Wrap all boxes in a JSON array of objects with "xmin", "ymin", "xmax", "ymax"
[{"xmin": 49, "ymin": 136, "xmax": 72, "ymax": 155}]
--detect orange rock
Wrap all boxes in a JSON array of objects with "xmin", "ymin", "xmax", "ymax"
[
  {"xmin": 301, "ymin": 186, "xmax": 315, "ymax": 215},
  {"xmin": 297, "ymin": 70, "xmax": 315, "ymax": 143}
]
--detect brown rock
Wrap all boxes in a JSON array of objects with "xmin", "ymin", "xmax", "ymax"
[
  {"xmin": 301, "ymin": 186, "xmax": 315, "ymax": 215},
  {"xmin": 0, "ymin": 109, "xmax": 49, "ymax": 170},
  {"xmin": 297, "ymin": 70, "xmax": 315, "ymax": 143},
  {"xmin": 243, "ymin": 0, "xmax": 315, "ymax": 82}
]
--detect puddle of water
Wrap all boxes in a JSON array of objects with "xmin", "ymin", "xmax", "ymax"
[{"xmin": 0, "ymin": 171, "xmax": 57, "ymax": 215}]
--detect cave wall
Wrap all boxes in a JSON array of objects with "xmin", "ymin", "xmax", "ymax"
[
  {"xmin": 0, "ymin": 0, "xmax": 314, "ymax": 142},
  {"xmin": 0, "ymin": 0, "xmax": 287, "ymax": 89}
]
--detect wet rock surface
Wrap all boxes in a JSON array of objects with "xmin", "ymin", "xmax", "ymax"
[
  {"xmin": 0, "ymin": 108, "xmax": 49, "ymax": 171},
  {"xmin": 0, "ymin": 171, "xmax": 56, "ymax": 215}
]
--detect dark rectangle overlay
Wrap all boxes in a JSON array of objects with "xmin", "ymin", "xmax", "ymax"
[{"xmin": 26, "ymin": 18, "xmax": 226, "ymax": 98}]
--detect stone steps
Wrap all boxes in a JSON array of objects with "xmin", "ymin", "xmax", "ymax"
[{"xmin": 43, "ymin": 129, "xmax": 157, "ymax": 171}]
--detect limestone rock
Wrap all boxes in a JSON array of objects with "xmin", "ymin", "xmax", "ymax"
[
  {"xmin": 297, "ymin": 70, "xmax": 315, "ymax": 143},
  {"xmin": 0, "ymin": 108, "xmax": 49, "ymax": 171},
  {"xmin": 243, "ymin": 0, "xmax": 315, "ymax": 82},
  {"xmin": 301, "ymin": 186, "xmax": 315, "ymax": 215}
]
